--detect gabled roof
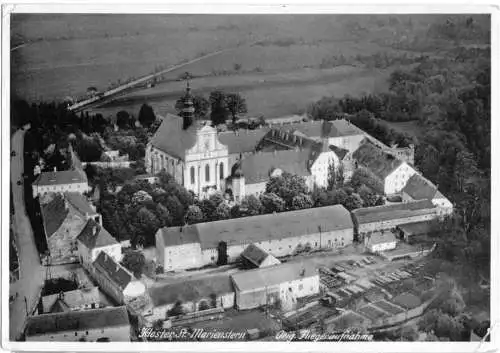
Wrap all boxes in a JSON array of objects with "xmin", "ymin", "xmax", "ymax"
[
  {"xmin": 25, "ymin": 306, "xmax": 129, "ymax": 336},
  {"xmin": 40, "ymin": 194, "xmax": 70, "ymax": 237},
  {"xmin": 77, "ymin": 219, "xmax": 118, "ymax": 250},
  {"xmin": 218, "ymin": 128, "xmax": 269, "ymax": 155},
  {"xmin": 239, "ymin": 150, "xmax": 312, "ymax": 184},
  {"xmin": 34, "ymin": 169, "xmax": 87, "ymax": 186},
  {"xmin": 397, "ymin": 221, "xmax": 435, "ymax": 236},
  {"xmin": 231, "ymin": 262, "xmax": 318, "ymax": 292},
  {"xmin": 149, "ymin": 274, "xmax": 233, "ymax": 307},
  {"xmin": 277, "ymin": 119, "xmax": 365, "ymax": 139},
  {"xmin": 149, "ymin": 113, "xmax": 197, "ymax": 160},
  {"xmin": 366, "ymin": 232, "xmax": 397, "ymax": 246},
  {"xmin": 159, "ymin": 204, "xmax": 353, "ymax": 250},
  {"xmin": 402, "ymin": 174, "xmax": 438, "ymax": 200},
  {"xmin": 93, "ymin": 252, "xmax": 132, "ymax": 289},
  {"xmin": 64, "ymin": 192, "xmax": 97, "ymax": 216},
  {"xmin": 330, "ymin": 145, "xmax": 349, "ymax": 160},
  {"xmin": 353, "ymin": 141, "xmax": 403, "ymax": 180},
  {"xmin": 41, "ymin": 287, "xmax": 101, "ymax": 313},
  {"xmin": 352, "ymin": 200, "xmax": 436, "ymax": 224},
  {"xmin": 241, "ymin": 244, "xmax": 279, "ymax": 268}
]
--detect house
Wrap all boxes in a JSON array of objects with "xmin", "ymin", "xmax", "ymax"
[
  {"xmin": 39, "ymin": 192, "xmax": 100, "ymax": 264},
  {"xmin": 76, "ymin": 219, "xmax": 121, "ymax": 270},
  {"xmin": 89, "ymin": 252, "xmax": 145, "ymax": 305},
  {"xmin": 240, "ymin": 244, "xmax": 281, "ymax": 269},
  {"xmin": 24, "ymin": 306, "xmax": 130, "ymax": 342},
  {"xmin": 40, "ymin": 287, "xmax": 102, "ymax": 314},
  {"xmin": 352, "ymin": 141, "xmax": 416, "ymax": 195},
  {"xmin": 402, "ymin": 174, "xmax": 453, "ymax": 216},
  {"xmin": 351, "ymin": 200, "xmax": 438, "ymax": 240},
  {"xmin": 32, "ymin": 169, "xmax": 90, "ymax": 198},
  {"xmin": 231, "ymin": 262, "xmax": 319, "ymax": 310},
  {"xmin": 145, "ymin": 274, "xmax": 234, "ymax": 324},
  {"xmin": 156, "ymin": 204, "xmax": 354, "ymax": 272},
  {"xmin": 364, "ymin": 231, "xmax": 398, "ymax": 253}
]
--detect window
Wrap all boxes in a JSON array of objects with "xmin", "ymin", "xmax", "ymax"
[
  {"xmin": 75, "ymin": 332, "xmax": 77, "ymax": 336},
  {"xmin": 205, "ymin": 164, "xmax": 210, "ymax": 182},
  {"xmin": 219, "ymin": 162, "xmax": 224, "ymax": 179},
  {"xmin": 190, "ymin": 167, "xmax": 195, "ymax": 184},
  {"xmin": 86, "ymin": 331, "xmax": 89, "ymax": 335}
]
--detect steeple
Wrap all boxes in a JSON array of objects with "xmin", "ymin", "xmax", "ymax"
[{"xmin": 182, "ymin": 73, "xmax": 195, "ymax": 130}]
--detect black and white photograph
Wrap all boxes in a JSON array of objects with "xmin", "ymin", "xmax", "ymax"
[{"xmin": 2, "ymin": 3, "xmax": 496, "ymax": 350}]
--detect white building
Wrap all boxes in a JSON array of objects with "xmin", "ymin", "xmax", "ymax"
[
  {"xmin": 156, "ymin": 205, "xmax": 354, "ymax": 272},
  {"xmin": 401, "ymin": 174, "xmax": 453, "ymax": 216},
  {"xmin": 32, "ymin": 169, "xmax": 90, "ymax": 198},
  {"xmin": 231, "ymin": 262, "xmax": 319, "ymax": 310},
  {"xmin": 352, "ymin": 141, "xmax": 416, "ymax": 195},
  {"xmin": 76, "ymin": 219, "xmax": 122, "ymax": 270},
  {"xmin": 364, "ymin": 231, "xmax": 398, "ymax": 253},
  {"xmin": 24, "ymin": 306, "xmax": 131, "ymax": 342}
]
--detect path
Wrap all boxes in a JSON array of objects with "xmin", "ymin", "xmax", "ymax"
[{"xmin": 9, "ymin": 127, "xmax": 45, "ymax": 341}]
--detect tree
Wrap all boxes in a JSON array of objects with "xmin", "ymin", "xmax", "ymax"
[
  {"xmin": 326, "ymin": 159, "xmax": 337, "ymax": 191},
  {"xmin": 198, "ymin": 199, "xmax": 218, "ymax": 222},
  {"xmin": 225, "ymin": 93, "xmax": 247, "ymax": 124},
  {"xmin": 209, "ymin": 90, "xmax": 228, "ymax": 125},
  {"xmin": 215, "ymin": 203, "xmax": 231, "ymax": 220},
  {"xmin": 343, "ymin": 193, "xmax": 364, "ymax": 210},
  {"xmin": 130, "ymin": 207, "xmax": 159, "ymax": 247},
  {"xmin": 265, "ymin": 172, "xmax": 308, "ymax": 208},
  {"xmin": 116, "ymin": 110, "xmax": 131, "ymax": 129},
  {"xmin": 291, "ymin": 193, "xmax": 314, "ymax": 210},
  {"xmin": 138, "ymin": 103, "xmax": 156, "ymax": 128},
  {"xmin": 240, "ymin": 195, "xmax": 263, "ymax": 216},
  {"xmin": 260, "ymin": 192, "xmax": 285, "ymax": 213},
  {"xmin": 162, "ymin": 196, "xmax": 185, "ymax": 226},
  {"xmin": 350, "ymin": 167, "xmax": 384, "ymax": 194},
  {"xmin": 121, "ymin": 250, "xmax": 146, "ymax": 278},
  {"xmin": 358, "ymin": 185, "xmax": 380, "ymax": 207},
  {"xmin": 400, "ymin": 325, "xmax": 419, "ymax": 341},
  {"xmin": 185, "ymin": 205, "xmax": 204, "ymax": 224}
]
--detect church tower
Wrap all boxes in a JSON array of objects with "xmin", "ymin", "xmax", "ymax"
[{"xmin": 182, "ymin": 75, "xmax": 195, "ymax": 130}]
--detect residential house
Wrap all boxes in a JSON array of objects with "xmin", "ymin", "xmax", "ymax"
[
  {"xmin": 76, "ymin": 219, "xmax": 121, "ymax": 270},
  {"xmin": 401, "ymin": 174, "xmax": 453, "ymax": 216},
  {"xmin": 156, "ymin": 205, "xmax": 354, "ymax": 272},
  {"xmin": 89, "ymin": 252, "xmax": 145, "ymax": 305},
  {"xmin": 32, "ymin": 169, "xmax": 90, "ymax": 198},
  {"xmin": 230, "ymin": 262, "xmax": 319, "ymax": 310},
  {"xmin": 39, "ymin": 192, "xmax": 99, "ymax": 264},
  {"xmin": 364, "ymin": 231, "xmax": 398, "ymax": 253},
  {"xmin": 24, "ymin": 306, "xmax": 131, "ymax": 342},
  {"xmin": 40, "ymin": 287, "xmax": 102, "ymax": 314}
]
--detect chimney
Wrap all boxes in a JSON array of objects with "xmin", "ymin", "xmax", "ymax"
[
  {"xmin": 53, "ymin": 167, "xmax": 57, "ymax": 172},
  {"xmin": 58, "ymin": 291, "xmax": 64, "ymax": 300}
]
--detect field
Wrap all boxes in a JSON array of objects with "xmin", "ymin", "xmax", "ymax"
[{"xmin": 11, "ymin": 14, "xmax": 475, "ymax": 104}]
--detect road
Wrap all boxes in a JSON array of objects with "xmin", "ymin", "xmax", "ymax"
[{"xmin": 9, "ymin": 128, "xmax": 44, "ymax": 341}]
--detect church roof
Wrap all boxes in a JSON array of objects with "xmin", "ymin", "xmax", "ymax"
[
  {"xmin": 218, "ymin": 128, "xmax": 269, "ymax": 155},
  {"xmin": 149, "ymin": 113, "xmax": 197, "ymax": 160}
]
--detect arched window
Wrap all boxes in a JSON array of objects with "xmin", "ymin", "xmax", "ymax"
[
  {"xmin": 219, "ymin": 162, "xmax": 224, "ymax": 179},
  {"xmin": 205, "ymin": 164, "xmax": 210, "ymax": 182},
  {"xmin": 190, "ymin": 166, "xmax": 195, "ymax": 184}
]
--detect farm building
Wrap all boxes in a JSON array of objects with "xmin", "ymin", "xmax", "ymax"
[
  {"xmin": 401, "ymin": 174, "xmax": 453, "ymax": 216},
  {"xmin": 89, "ymin": 252, "xmax": 145, "ymax": 305},
  {"xmin": 351, "ymin": 200, "xmax": 438, "ymax": 240},
  {"xmin": 231, "ymin": 262, "xmax": 319, "ymax": 310},
  {"xmin": 40, "ymin": 287, "xmax": 102, "ymax": 314},
  {"xmin": 76, "ymin": 219, "xmax": 121, "ymax": 270},
  {"xmin": 145, "ymin": 274, "xmax": 234, "ymax": 323},
  {"xmin": 396, "ymin": 221, "xmax": 438, "ymax": 243},
  {"xmin": 32, "ymin": 169, "xmax": 90, "ymax": 198},
  {"xmin": 364, "ymin": 231, "xmax": 398, "ymax": 253},
  {"xmin": 155, "ymin": 204, "xmax": 353, "ymax": 272},
  {"xmin": 24, "ymin": 306, "xmax": 131, "ymax": 342},
  {"xmin": 39, "ymin": 192, "xmax": 100, "ymax": 264},
  {"xmin": 240, "ymin": 243, "xmax": 281, "ymax": 269}
]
